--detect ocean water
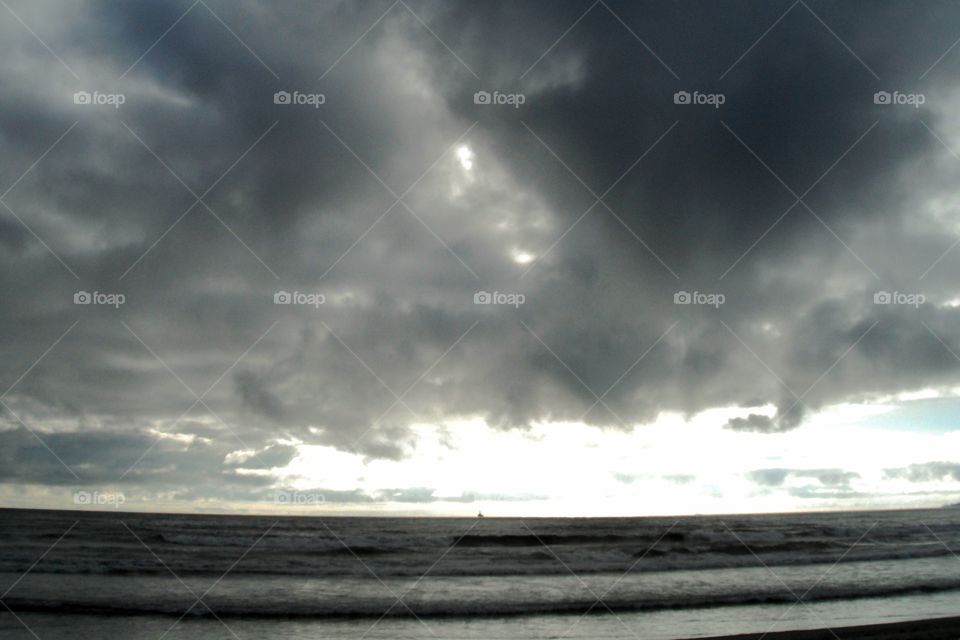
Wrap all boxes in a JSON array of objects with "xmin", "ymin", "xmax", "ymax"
[{"xmin": 1, "ymin": 508, "xmax": 959, "ymax": 639}]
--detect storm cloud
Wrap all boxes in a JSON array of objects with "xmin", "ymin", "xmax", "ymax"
[{"xmin": 2, "ymin": 0, "xmax": 960, "ymax": 506}]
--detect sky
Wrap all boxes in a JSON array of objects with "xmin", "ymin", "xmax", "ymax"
[{"xmin": 1, "ymin": 0, "xmax": 960, "ymax": 516}]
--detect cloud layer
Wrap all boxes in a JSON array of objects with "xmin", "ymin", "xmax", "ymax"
[{"xmin": 1, "ymin": 0, "xmax": 960, "ymax": 509}]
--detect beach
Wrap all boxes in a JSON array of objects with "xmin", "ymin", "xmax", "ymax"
[
  {"xmin": 3, "ymin": 0, "xmax": 960, "ymax": 637},
  {"xmin": 705, "ymin": 616, "xmax": 960, "ymax": 640},
  {"xmin": 2, "ymin": 507, "xmax": 960, "ymax": 638},
  {"xmin": 4, "ymin": 606, "xmax": 960, "ymax": 639}
]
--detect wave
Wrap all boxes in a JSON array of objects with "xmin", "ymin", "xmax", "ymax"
[
  {"xmin": 5, "ymin": 508, "xmax": 960, "ymax": 579},
  {"xmin": 456, "ymin": 533, "xmax": 647, "ymax": 547},
  {"xmin": 1, "ymin": 541, "xmax": 956, "ymax": 578},
  {"xmin": 5, "ymin": 581, "xmax": 960, "ymax": 619}
]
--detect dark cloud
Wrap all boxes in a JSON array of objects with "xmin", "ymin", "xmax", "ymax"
[
  {"xmin": 1, "ymin": 0, "xmax": 960, "ymax": 505},
  {"xmin": 726, "ymin": 400, "xmax": 805, "ymax": 433},
  {"xmin": 234, "ymin": 370, "xmax": 285, "ymax": 421},
  {"xmin": 726, "ymin": 413, "xmax": 776, "ymax": 433},
  {"xmin": 0, "ymin": 425, "xmax": 272, "ymax": 490}
]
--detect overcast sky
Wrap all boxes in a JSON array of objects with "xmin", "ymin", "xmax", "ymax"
[{"xmin": 2, "ymin": 0, "xmax": 960, "ymax": 515}]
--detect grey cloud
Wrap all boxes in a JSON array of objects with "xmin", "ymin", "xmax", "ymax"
[
  {"xmin": 748, "ymin": 469, "xmax": 791, "ymax": 487},
  {"xmin": 725, "ymin": 399, "xmax": 805, "ymax": 433},
  {"xmin": 805, "ymin": 470, "xmax": 861, "ymax": 487},
  {"xmin": 726, "ymin": 414, "xmax": 776, "ymax": 433},
  {"xmin": 749, "ymin": 468, "xmax": 860, "ymax": 488},
  {"xmin": 0, "ymin": 425, "xmax": 271, "ymax": 491},
  {"xmin": 884, "ymin": 462, "xmax": 960, "ymax": 483},
  {"xmin": 227, "ymin": 443, "xmax": 298, "ymax": 470},
  {"xmin": 2, "ymin": 0, "xmax": 960, "ymax": 506},
  {"xmin": 234, "ymin": 370, "xmax": 285, "ymax": 420}
]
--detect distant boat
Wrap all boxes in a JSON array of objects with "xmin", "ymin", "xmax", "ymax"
[{"xmin": 477, "ymin": 511, "xmax": 485, "ymax": 518}]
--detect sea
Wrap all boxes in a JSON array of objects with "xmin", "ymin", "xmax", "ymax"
[{"xmin": 1, "ymin": 507, "xmax": 959, "ymax": 639}]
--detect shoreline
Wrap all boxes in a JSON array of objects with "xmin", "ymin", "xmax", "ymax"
[{"xmin": 701, "ymin": 616, "xmax": 960, "ymax": 640}]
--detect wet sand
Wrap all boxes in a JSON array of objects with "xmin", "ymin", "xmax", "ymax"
[{"xmin": 704, "ymin": 616, "xmax": 960, "ymax": 640}]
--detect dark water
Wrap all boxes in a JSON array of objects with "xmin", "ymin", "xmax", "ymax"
[{"xmin": 2, "ymin": 507, "xmax": 959, "ymax": 638}]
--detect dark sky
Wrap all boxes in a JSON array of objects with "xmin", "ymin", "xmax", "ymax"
[{"xmin": 1, "ymin": 0, "xmax": 960, "ymax": 512}]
